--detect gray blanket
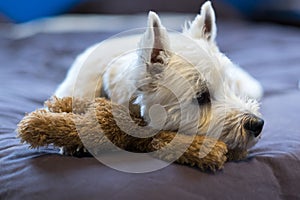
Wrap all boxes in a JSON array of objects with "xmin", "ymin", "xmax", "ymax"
[{"xmin": 1, "ymin": 21, "xmax": 300, "ymax": 200}]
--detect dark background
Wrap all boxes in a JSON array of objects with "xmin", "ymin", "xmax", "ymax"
[{"xmin": 1, "ymin": 0, "xmax": 300, "ymax": 25}]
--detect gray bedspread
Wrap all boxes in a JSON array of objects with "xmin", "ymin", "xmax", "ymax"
[{"xmin": 1, "ymin": 20, "xmax": 300, "ymax": 200}]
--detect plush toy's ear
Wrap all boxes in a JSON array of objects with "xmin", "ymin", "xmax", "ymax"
[
  {"xmin": 186, "ymin": 1, "xmax": 217, "ymax": 42},
  {"xmin": 138, "ymin": 11, "xmax": 171, "ymax": 74}
]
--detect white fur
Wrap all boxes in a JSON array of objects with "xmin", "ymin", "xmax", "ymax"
[{"xmin": 55, "ymin": 5, "xmax": 263, "ymax": 101}]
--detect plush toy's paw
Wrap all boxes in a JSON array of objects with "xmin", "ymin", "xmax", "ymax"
[
  {"xmin": 197, "ymin": 140, "xmax": 228, "ymax": 171},
  {"xmin": 181, "ymin": 137, "xmax": 228, "ymax": 172},
  {"xmin": 151, "ymin": 132, "xmax": 228, "ymax": 172},
  {"xmin": 17, "ymin": 109, "xmax": 83, "ymax": 148}
]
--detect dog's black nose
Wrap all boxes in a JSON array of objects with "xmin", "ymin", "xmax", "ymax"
[{"xmin": 244, "ymin": 116, "xmax": 264, "ymax": 137}]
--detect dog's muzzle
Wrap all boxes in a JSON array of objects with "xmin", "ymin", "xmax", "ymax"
[{"xmin": 243, "ymin": 115, "xmax": 264, "ymax": 137}]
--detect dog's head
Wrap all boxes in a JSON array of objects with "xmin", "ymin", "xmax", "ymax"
[{"xmin": 133, "ymin": 1, "xmax": 264, "ymax": 150}]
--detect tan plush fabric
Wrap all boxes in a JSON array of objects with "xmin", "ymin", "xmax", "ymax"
[{"xmin": 18, "ymin": 96, "xmax": 246, "ymax": 171}]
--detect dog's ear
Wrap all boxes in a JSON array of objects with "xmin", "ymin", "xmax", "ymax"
[
  {"xmin": 139, "ymin": 11, "xmax": 171, "ymax": 73},
  {"xmin": 185, "ymin": 1, "xmax": 217, "ymax": 42}
]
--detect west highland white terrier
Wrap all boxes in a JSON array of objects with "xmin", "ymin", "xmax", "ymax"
[{"xmin": 55, "ymin": 1, "xmax": 264, "ymax": 153}]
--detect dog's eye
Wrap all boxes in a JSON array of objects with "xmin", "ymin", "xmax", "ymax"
[{"xmin": 195, "ymin": 91, "xmax": 210, "ymax": 105}]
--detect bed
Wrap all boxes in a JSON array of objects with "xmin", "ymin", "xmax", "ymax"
[{"xmin": 1, "ymin": 15, "xmax": 300, "ymax": 199}]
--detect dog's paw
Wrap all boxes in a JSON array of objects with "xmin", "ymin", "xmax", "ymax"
[
  {"xmin": 59, "ymin": 146, "xmax": 91, "ymax": 157},
  {"xmin": 226, "ymin": 148, "xmax": 248, "ymax": 161}
]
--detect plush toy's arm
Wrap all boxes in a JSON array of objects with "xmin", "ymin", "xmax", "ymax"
[
  {"xmin": 17, "ymin": 110, "xmax": 83, "ymax": 151},
  {"xmin": 17, "ymin": 109, "xmax": 119, "ymax": 156}
]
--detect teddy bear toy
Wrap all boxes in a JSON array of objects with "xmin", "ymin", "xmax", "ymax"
[{"xmin": 18, "ymin": 96, "xmax": 247, "ymax": 172}]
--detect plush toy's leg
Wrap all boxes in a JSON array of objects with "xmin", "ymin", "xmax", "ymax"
[{"xmin": 148, "ymin": 131, "xmax": 228, "ymax": 171}]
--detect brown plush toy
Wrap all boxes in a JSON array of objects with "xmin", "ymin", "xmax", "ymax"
[{"xmin": 18, "ymin": 97, "xmax": 246, "ymax": 172}]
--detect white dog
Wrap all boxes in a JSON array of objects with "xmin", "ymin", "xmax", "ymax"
[{"xmin": 55, "ymin": 1, "xmax": 264, "ymax": 151}]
